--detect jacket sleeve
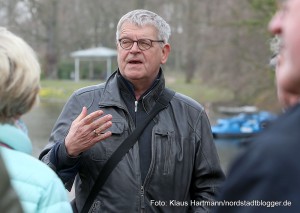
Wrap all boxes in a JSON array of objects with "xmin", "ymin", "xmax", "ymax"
[
  {"xmin": 190, "ymin": 110, "xmax": 225, "ymax": 212},
  {"xmin": 39, "ymin": 92, "xmax": 83, "ymax": 190}
]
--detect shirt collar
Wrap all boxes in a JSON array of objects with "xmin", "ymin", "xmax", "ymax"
[{"xmin": 117, "ymin": 69, "xmax": 162, "ymax": 100}]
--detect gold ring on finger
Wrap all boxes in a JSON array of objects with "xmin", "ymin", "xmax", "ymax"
[{"xmin": 93, "ymin": 129, "xmax": 100, "ymax": 136}]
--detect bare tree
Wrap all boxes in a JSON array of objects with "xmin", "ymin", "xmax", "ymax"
[
  {"xmin": 43, "ymin": 0, "xmax": 59, "ymax": 79},
  {"xmin": 135, "ymin": 0, "xmax": 146, "ymax": 8},
  {"xmin": 0, "ymin": 0, "xmax": 278, "ymax": 106}
]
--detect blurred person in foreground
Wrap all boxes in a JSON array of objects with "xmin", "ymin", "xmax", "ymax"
[
  {"xmin": 39, "ymin": 9, "xmax": 225, "ymax": 213},
  {"xmin": 270, "ymin": 36, "xmax": 300, "ymax": 110},
  {"xmin": 214, "ymin": 0, "xmax": 300, "ymax": 212},
  {"xmin": 0, "ymin": 27, "xmax": 72, "ymax": 213}
]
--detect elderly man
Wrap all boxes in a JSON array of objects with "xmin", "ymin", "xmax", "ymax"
[
  {"xmin": 214, "ymin": 1, "xmax": 300, "ymax": 212},
  {"xmin": 40, "ymin": 9, "xmax": 224, "ymax": 213}
]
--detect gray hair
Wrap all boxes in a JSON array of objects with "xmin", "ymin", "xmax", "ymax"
[
  {"xmin": 116, "ymin": 9, "xmax": 171, "ymax": 43},
  {"xmin": 0, "ymin": 27, "xmax": 40, "ymax": 123},
  {"xmin": 269, "ymin": 36, "xmax": 283, "ymax": 69}
]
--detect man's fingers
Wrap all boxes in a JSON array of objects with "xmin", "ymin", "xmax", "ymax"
[
  {"xmin": 92, "ymin": 131, "xmax": 112, "ymax": 143},
  {"xmin": 92, "ymin": 114, "xmax": 113, "ymax": 133},
  {"xmin": 74, "ymin": 106, "xmax": 88, "ymax": 122},
  {"xmin": 81, "ymin": 109, "xmax": 104, "ymax": 125},
  {"xmin": 93, "ymin": 121, "xmax": 113, "ymax": 135}
]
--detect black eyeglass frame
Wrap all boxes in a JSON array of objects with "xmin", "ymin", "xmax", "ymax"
[{"xmin": 118, "ymin": 38, "xmax": 165, "ymax": 51}]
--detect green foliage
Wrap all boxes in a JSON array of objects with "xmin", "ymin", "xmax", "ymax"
[
  {"xmin": 40, "ymin": 79, "xmax": 102, "ymax": 101},
  {"xmin": 231, "ymin": 0, "xmax": 278, "ymax": 38},
  {"xmin": 57, "ymin": 60, "xmax": 106, "ymax": 80},
  {"xmin": 57, "ymin": 61, "xmax": 74, "ymax": 79},
  {"xmin": 247, "ymin": 0, "xmax": 278, "ymax": 26},
  {"xmin": 39, "ymin": 70, "xmax": 278, "ymax": 111},
  {"xmin": 39, "ymin": 71, "xmax": 234, "ymax": 104},
  {"xmin": 164, "ymin": 71, "xmax": 234, "ymax": 104}
]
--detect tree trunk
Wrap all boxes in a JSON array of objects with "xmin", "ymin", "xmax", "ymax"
[
  {"xmin": 44, "ymin": 0, "xmax": 59, "ymax": 79},
  {"xmin": 136, "ymin": 0, "xmax": 146, "ymax": 8}
]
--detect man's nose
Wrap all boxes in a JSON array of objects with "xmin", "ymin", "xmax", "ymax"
[
  {"xmin": 268, "ymin": 11, "xmax": 283, "ymax": 35},
  {"xmin": 130, "ymin": 41, "xmax": 141, "ymax": 52}
]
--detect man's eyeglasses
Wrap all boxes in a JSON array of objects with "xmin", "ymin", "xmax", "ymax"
[{"xmin": 118, "ymin": 38, "xmax": 164, "ymax": 51}]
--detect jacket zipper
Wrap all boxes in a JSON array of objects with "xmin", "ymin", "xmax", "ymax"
[
  {"xmin": 139, "ymin": 124, "xmax": 158, "ymax": 212},
  {"xmin": 135, "ymin": 100, "xmax": 138, "ymax": 112},
  {"xmin": 136, "ymin": 100, "xmax": 144, "ymax": 212},
  {"xmin": 140, "ymin": 185, "xmax": 145, "ymax": 212}
]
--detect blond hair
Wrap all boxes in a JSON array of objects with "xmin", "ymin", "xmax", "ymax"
[{"xmin": 0, "ymin": 28, "xmax": 40, "ymax": 123}]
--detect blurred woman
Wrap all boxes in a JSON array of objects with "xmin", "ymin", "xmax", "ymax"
[{"xmin": 0, "ymin": 27, "xmax": 72, "ymax": 213}]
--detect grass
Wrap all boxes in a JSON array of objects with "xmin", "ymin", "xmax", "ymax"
[
  {"xmin": 165, "ymin": 71, "xmax": 234, "ymax": 104},
  {"xmin": 40, "ymin": 79, "xmax": 102, "ymax": 102},
  {"xmin": 39, "ymin": 72, "xmax": 234, "ymax": 104}
]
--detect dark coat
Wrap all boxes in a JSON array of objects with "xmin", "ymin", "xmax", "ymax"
[
  {"xmin": 214, "ymin": 103, "xmax": 300, "ymax": 213},
  {"xmin": 40, "ymin": 70, "xmax": 225, "ymax": 213}
]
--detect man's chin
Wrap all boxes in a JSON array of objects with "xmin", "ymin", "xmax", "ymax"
[{"xmin": 124, "ymin": 69, "xmax": 144, "ymax": 78}]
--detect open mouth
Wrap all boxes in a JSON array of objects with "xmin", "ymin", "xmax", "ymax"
[{"xmin": 128, "ymin": 59, "xmax": 142, "ymax": 64}]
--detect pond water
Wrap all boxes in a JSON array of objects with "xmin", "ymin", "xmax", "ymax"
[
  {"xmin": 23, "ymin": 101, "xmax": 65, "ymax": 158},
  {"xmin": 23, "ymin": 100, "xmax": 247, "ymax": 174}
]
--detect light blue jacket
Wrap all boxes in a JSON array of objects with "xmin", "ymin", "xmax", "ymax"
[{"xmin": 0, "ymin": 124, "xmax": 72, "ymax": 213}]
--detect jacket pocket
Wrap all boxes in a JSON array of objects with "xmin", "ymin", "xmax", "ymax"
[
  {"xmin": 154, "ymin": 129, "xmax": 175, "ymax": 175},
  {"xmin": 90, "ymin": 120, "xmax": 127, "ymax": 162}
]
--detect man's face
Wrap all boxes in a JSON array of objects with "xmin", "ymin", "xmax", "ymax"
[
  {"xmin": 275, "ymin": 54, "xmax": 300, "ymax": 108},
  {"xmin": 269, "ymin": 0, "xmax": 300, "ymax": 98},
  {"xmin": 116, "ymin": 22, "xmax": 170, "ymax": 87}
]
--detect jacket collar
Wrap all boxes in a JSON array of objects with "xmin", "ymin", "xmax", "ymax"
[
  {"xmin": 0, "ymin": 124, "xmax": 32, "ymax": 154},
  {"xmin": 100, "ymin": 68, "xmax": 166, "ymax": 113}
]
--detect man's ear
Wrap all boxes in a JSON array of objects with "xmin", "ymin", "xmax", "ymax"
[{"xmin": 161, "ymin": 43, "xmax": 171, "ymax": 64}]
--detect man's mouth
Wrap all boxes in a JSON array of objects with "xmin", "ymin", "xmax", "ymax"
[{"xmin": 128, "ymin": 59, "xmax": 142, "ymax": 64}]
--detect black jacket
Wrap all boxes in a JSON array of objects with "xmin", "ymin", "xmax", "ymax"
[{"xmin": 40, "ymin": 70, "xmax": 224, "ymax": 213}]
